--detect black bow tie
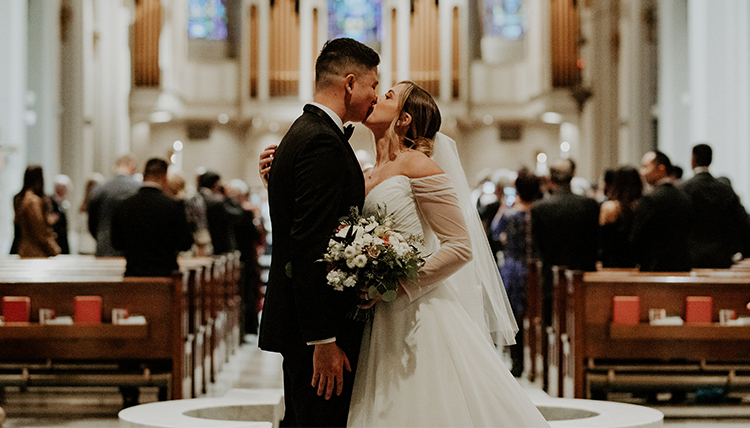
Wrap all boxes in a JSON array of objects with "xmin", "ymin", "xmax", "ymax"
[{"xmin": 343, "ymin": 124, "xmax": 355, "ymax": 141}]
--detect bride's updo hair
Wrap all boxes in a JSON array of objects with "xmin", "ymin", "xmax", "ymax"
[{"xmin": 386, "ymin": 81, "xmax": 442, "ymax": 159}]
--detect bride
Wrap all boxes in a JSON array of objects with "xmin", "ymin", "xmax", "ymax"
[{"xmin": 349, "ymin": 81, "xmax": 549, "ymax": 427}]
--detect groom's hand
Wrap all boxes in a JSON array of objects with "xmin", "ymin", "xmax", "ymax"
[
  {"xmin": 259, "ymin": 145, "xmax": 277, "ymax": 189},
  {"xmin": 312, "ymin": 342, "xmax": 351, "ymax": 400}
]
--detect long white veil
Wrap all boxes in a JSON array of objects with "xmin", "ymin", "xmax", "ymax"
[{"xmin": 431, "ymin": 133, "xmax": 518, "ymax": 346}]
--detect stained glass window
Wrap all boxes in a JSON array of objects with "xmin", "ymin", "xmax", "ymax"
[
  {"xmin": 483, "ymin": 0, "xmax": 525, "ymax": 40},
  {"xmin": 188, "ymin": 0, "xmax": 228, "ymax": 40},
  {"xmin": 328, "ymin": 0, "xmax": 382, "ymax": 51}
]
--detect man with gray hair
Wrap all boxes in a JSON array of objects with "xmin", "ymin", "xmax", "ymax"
[
  {"xmin": 531, "ymin": 158, "xmax": 599, "ymax": 326},
  {"xmin": 88, "ymin": 154, "xmax": 140, "ymax": 257}
]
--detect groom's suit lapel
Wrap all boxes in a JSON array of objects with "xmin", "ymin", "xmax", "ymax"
[{"xmin": 303, "ymin": 104, "xmax": 365, "ymax": 197}]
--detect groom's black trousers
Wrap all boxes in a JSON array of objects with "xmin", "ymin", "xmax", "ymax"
[{"xmin": 280, "ymin": 325, "xmax": 363, "ymax": 427}]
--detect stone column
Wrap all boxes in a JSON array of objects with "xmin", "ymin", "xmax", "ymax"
[
  {"xmin": 656, "ymin": 0, "xmax": 689, "ymax": 167},
  {"xmin": 27, "ymin": 0, "xmax": 62, "ymax": 179},
  {"xmin": 687, "ymin": 0, "xmax": 750, "ymax": 203},
  {"xmin": 617, "ymin": 0, "xmax": 657, "ymax": 166},
  {"xmin": 0, "ymin": 0, "xmax": 28, "ymax": 252}
]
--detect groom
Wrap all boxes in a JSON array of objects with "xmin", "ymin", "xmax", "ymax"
[{"xmin": 258, "ymin": 38, "xmax": 380, "ymax": 427}]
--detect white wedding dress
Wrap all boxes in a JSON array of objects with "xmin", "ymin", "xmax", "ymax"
[{"xmin": 348, "ymin": 174, "xmax": 549, "ymax": 427}]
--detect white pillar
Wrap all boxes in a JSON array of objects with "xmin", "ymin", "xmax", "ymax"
[
  {"xmin": 657, "ymin": 0, "xmax": 689, "ymax": 168},
  {"xmin": 0, "ymin": 0, "xmax": 28, "ymax": 253},
  {"xmin": 60, "ymin": 0, "xmax": 92, "ymax": 221},
  {"xmin": 439, "ymin": 0, "xmax": 453, "ymax": 102},
  {"xmin": 618, "ymin": 0, "xmax": 657, "ymax": 166},
  {"xmin": 299, "ymin": 0, "xmax": 327, "ymax": 102},
  {"xmin": 380, "ymin": 0, "xmax": 395, "ymax": 90},
  {"xmin": 688, "ymin": 0, "xmax": 750, "ymax": 203},
  {"xmin": 27, "ymin": 0, "xmax": 61, "ymax": 181}
]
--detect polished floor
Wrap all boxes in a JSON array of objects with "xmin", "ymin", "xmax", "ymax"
[{"xmin": 2, "ymin": 336, "xmax": 749, "ymax": 427}]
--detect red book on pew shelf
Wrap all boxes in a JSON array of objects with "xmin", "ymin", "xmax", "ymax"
[
  {"xmin": 74, "ymin": 296, "xmax": 102, "ymax": 324},
  {"xmin": 2, "ymin": 296, "xmax": 31, "ymax": 323},
  {"xmin": 685, "ymin": 296, "xmax": 712, "ymax": 323},
  {"xmin": 612, "ymin": 296, "xmax": 640, "ymax": 325}
]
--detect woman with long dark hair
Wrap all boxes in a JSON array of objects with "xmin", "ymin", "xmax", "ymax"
[
  {"xmin": 13, "ymin": 165, "xmax": 60, "ymax": 258},
  {"xmin": 599, "ymin": 165, "xmax": 643, "ymax": 268}
]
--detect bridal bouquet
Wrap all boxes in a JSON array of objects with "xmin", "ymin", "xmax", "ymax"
[{"xmin": 321, "ymin": 205, "xmax": 424, "ymax": 321}]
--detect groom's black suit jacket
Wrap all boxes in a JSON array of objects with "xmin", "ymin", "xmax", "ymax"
[{"xmin": 259, "ymin": 104, "xmax": 365, "ymax": 354}]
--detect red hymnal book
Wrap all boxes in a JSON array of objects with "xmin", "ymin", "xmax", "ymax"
[
  {"xmin": 612, "ymin": 296, "xmax": 640, "ymax": 324},
  {"xmin": 685, "ymin": 296, "xmax": 712, "ymax": 323},
  {"xmin": 2, "ymin": 296, "xmax": 31, "ymax": 323},
  {"xmin": 74, "ymin": 296, "xmax": 102, "ymax": 324}
]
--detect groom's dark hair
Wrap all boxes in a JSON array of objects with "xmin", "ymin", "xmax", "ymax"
[{"xmin": 315, "ymin": 38, "xmax": 380, "ymax": 91}]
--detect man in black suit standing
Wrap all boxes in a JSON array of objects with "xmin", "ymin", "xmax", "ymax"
[
  {"xmin": 531, "ymin": 158, "xmax": 599, "ymax": 327},
  {"xmin": 111, "ymin": 158, "xmax": 193, "ymax": 277},
  {"xmin": 680, "ymin": 144, "xmax": 750, "ymax": 268},
  {"xmin": 259, "ymin": 38, "xmax": 379, "ymax": 427},
  {"xmin": 631, "ymin": 151, "xmax": 693, "ymax": 271}
]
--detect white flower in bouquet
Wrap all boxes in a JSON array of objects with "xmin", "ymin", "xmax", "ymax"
[
  {"xmin": 343, "ymin": 275, "xmax": 358, "ymax": 288},
  {"xmin": 344, "ymin": 245, "xmax": 358, "ymax": 260}
]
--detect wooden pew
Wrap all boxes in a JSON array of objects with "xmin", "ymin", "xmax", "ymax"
[
  {"xmin": 0, "ymin": 255, "xmax": 241, "ymax": 401},
  {"xmin": 524, "ymin": 259, "xmax": 543, "ymax": 383},
  {"xmin": 563, "ymin": 269, "xmax": 750, "ymax": 399},
  {"xmin": 0, "ymin": 273, "xmax": 191, "ymax": 401}
]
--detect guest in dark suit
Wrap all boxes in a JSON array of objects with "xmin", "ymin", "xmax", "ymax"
[
  {"xmin": 258, "ymin": 38, "xmax": 379, "ymax": 427},
  {"xmin": 680, "ymin": 144, "xmax": 750, "ymax": 268},
  {"xmin": 88, "ymin": 155, "xmax": 140, "ymax": 257},
  {"xmin": 111, "ymin": 158, "xmax": 193, "ymax": 277},
  {"xmin": 226, "ymin": 179, "xmax": 264, "ymax": 338},
  {"xmin": 50, "ymin": 174, "xmax": 71, "ymax": 254},
  {"xmin": 197, "ymin": 171, "xmax": 236, "ymax": 255},
  {"xmin": 531, "ymin": 158, "xmax": 599, "ymax": 326},
  {"xmin": 631, "ymin": 151, "xmax": 693, "ymax": 272}
]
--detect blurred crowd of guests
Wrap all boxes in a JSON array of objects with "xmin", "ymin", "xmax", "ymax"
[
  {"xmin": 476, "ymin": 143, "xmax": 750, "ymax": 377},
  {"xmin": 10, "ymin": 155, "xmax": 268, "ymax": 337}
]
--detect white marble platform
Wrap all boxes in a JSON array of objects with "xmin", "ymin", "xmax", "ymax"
[
  {"xmin": 528, "ymin": 389, "xmax": 664, "ymax": 427},
  {"xmin": 118, "ymin": 389, "xmax": 283, "ymax": 428}
]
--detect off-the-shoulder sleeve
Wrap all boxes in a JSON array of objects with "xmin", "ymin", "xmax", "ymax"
[{"xmin": 400, "ymin": 174, "xmax": 472, "ymax": 301}]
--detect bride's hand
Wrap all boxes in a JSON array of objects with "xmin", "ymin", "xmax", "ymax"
[
  {"xmin": 259, "ymin": 144, "xmax": 277, "ymax": 189},
  {"xmin": 357, "ymin": 288, "xmax": 381, "ymax": 310}
]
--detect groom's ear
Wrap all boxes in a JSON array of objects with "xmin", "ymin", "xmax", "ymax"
[{"xmin": 344, "ymin": 74, "xmax": 356, "ymax": 94}]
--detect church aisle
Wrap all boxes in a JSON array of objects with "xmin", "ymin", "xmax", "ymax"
[{"xmin": 2, "ymin": 336, "xmax": 748, "ymax": 427}]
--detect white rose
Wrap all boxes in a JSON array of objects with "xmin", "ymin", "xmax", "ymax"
[
  {"xmin": 343, "ymin": 275, "xmax": 358, "ymax": 288},
  {"xmin": 344, "ymin": 245, "xmax": 358, "ymax": 259},
  {"xmin": 346, "ymin": 258, "xmax": 357, "ymax": 269},
  {"xmin": 354, "ymin": 254, "xmax": 367, "ymax": 268}
]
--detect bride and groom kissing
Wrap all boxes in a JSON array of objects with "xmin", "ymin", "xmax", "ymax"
[{"xmin": 258, "ymin": 38, "xmax": 549, "ymax": 427}]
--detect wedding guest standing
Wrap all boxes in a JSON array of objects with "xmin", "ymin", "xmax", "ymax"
[
  {"xmin": 631, "ymin": 151, "xmax": 693, "ymax": 271},
  {"xmin": 76, "ymin": 173, "xmax": 104, "ymax": 255},
  {"xmin": 111, "ymin": 158, "xmax": 193, "ymax": 277},
  {"xmin": 14, "ymin": 165, "xmax": 61, "ymax": 258},
  {"xmin": 680, "ymin": 144, "xmax": 750, "ymax": 268},
  {"xmin": 495, "ymin": 168, "xmax": 542, "ymax": 377},
  {"xmin": 599, "ymin": 166, "xmax": 643, "ymax": 268},
  {"xmin": 531, "ymin": 158, "xmax": 599, "ymax": 326},
  {"xmin": 50, "ymin": 174, "xmax": 72, "ymax": 254},
  {"xmin": 88, "ymin": 155, "xmax": 140, "ymax": 257}
]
